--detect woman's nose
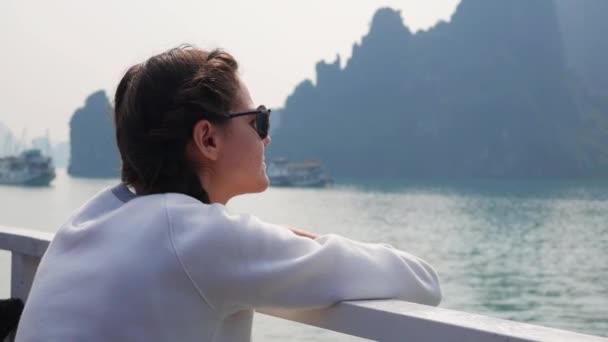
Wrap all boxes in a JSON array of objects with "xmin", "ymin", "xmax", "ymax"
[{"xmin": 263, "ymin": 134, "xmax": 271, "ymax": 147}]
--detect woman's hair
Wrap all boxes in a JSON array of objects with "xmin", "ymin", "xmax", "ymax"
[{"xmin": 113, "ymin": 45, "xmax": 240, "ymax": 203}]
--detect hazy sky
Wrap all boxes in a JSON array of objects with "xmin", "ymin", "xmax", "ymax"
[{"xmin": 0, "ymin": 0, "xmax": 460, "ymax": 143}]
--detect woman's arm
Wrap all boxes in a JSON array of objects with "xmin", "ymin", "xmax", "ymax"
[{"xmin": 168, "ymin": 201, "xmax": 442, "ymax": 317}]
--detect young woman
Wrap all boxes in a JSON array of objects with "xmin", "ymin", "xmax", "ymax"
[{"xmin": 16, "ymin": 45, "xmax": 441, "ymax": 342}]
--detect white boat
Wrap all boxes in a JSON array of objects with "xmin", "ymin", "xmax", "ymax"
[
  {"xmin": 0, "ymin": 149, "xmax": 56, "ymax": 186},
  {"xmin": 267, "ymin": 158, "xmax": 332, "ymax": 187}
]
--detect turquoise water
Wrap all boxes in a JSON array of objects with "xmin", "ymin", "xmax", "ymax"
[{"xmin": 0, "ymin": 170, "xmax": 607, "ymax": 339}]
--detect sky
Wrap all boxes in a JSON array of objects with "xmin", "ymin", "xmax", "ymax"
[{"xmin": 0, "ymin": 0, "xmax": 460, "ymax": 143}]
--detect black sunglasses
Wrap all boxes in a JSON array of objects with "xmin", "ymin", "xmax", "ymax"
[{"xmin": 225, "ymin": 105, "xmax": 271, "ymax": 139}]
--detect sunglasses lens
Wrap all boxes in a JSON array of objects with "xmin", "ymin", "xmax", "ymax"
[{"xmin": 257, "ymin": 110, "xmax": 269, "ymax": 139}]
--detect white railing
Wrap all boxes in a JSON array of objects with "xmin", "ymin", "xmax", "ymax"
[{"xmin": 1, "ymin": 225, "xmax": 606, "ymax": 342}]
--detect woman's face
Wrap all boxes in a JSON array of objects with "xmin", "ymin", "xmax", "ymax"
[{"xmin": 215, "ymin": 78, "xmax": 271, "ymax": 199}]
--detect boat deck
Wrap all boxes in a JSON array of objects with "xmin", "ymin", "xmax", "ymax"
[{"xmin": 0, "ymin": 225, "xmax": 606, "ymax": 341}]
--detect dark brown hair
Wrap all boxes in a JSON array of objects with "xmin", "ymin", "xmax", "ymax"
[{"xmin": 113, "ymin": 45, "xmax": 240, "ymax": 203}]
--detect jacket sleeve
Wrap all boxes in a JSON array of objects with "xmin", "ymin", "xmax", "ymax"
[{"xmin": 167, "ymin": 198, "xmax": 442, "ymax": 316}]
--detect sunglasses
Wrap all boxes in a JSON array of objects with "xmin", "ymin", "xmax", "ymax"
[{"xmin": 225, "ymin": 105, "xmax": 271, "ymax": 140}]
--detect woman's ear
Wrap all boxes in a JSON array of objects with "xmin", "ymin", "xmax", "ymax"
[{"xmin": 190, "ymin": 120, "xmax": 222, "ymax": 161}]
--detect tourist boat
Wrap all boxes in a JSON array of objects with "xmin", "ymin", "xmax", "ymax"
[
  {"xmin": 267, "ymin": 158, "xmax": 332, "ymax": 187},
  {"xmin": 0, "ymin": 149, "xmax": 56, "ymax": 186}
]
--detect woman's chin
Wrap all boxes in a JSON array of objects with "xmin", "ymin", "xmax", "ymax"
[
  {"xmin": 247, "ymin": 175, "xmax": 270, "ymax": 194},
  {"xmin": 258, "ymin": 174, "xmax": 270, "ymax": 192}
]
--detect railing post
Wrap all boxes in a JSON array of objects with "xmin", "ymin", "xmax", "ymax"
[
  {"xmin": 0, "ymin": 226, "xmax": 51, "ymax": 342},
  {"xmin": 7, "ymin": 254, "xmax": 41, "ymax": 342},
  {"xmin": 11, "ymin": 254, "xmax": 41, "ymax": 303}
]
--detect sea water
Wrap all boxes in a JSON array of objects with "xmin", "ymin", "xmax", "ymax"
[{"xmin": 1, "ymin": 170, "xmax": 606, "ymax": 340}]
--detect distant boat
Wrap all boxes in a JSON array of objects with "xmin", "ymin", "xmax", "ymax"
[
  {"xmin": 0, "ymin": 149, "xmax": 56, "ymax": 186},
  {"xmin": 267, "ymin": 158, "xmax": 333, "ymax": 188}
]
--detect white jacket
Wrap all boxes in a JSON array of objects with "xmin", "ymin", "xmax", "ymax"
[{"xmin": 16, "ymin": 183, "xmax": 442, "ymax": 342}]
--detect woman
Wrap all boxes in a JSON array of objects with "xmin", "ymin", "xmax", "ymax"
[{"xmin": 16, "ymin": 45, "xmax": 441, "ymax": 342}]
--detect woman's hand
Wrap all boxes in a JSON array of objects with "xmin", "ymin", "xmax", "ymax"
[{"xmin": 285, "ymin": 226, "xmax": 318, "ymax": 240}]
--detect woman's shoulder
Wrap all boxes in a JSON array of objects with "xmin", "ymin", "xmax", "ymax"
[
  {"xmin": 163, "ymin": 193, "xmax": 239, "ymax": 230},
  {"xmin": 162, "ymin": 193, "xmax": 283, "ymax": 243},
  {"xmin": 162, "ymin": 192, "xmax": 227, "ymax": 216}
]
